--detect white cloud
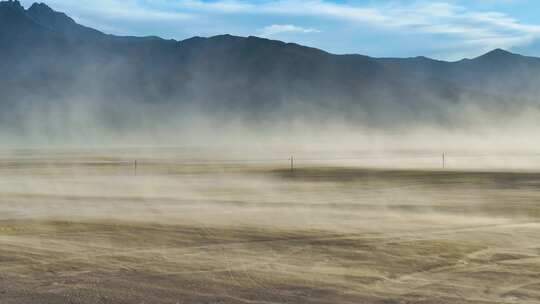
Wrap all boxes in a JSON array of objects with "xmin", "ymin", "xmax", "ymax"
[
  {"xmin": 259, "ymin": 24, "xmax": 320, "ymax": 37},
  {"xmin": 177, "ymin": 0, "xmax": 253, "ymax": 13}
]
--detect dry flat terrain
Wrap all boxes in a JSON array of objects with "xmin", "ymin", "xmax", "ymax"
[{"xmin": 1, "ymin": 150, "xmax": 540, "ymax": 303}]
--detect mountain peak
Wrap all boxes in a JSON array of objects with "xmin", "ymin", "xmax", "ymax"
[
  {"xmin": 26, "ymin": 1, "xmax": 75, "ymax": 25},
  {"xmin": 0, "ymin": 0, "xmax": 31, "ymax": 29},
  {"xmin": 488, "ymin": 48, "xmax": 512, "ymax": 54},
  {"xmin": 478, "ymin": 48, "xmax": 518, "ymax": 60},
  {"xmin": 23, "ymin": 1, "xmax": 105, "ymax": 39},
  {"xmin": 0, "ymin": 0, "xmax": 23, "ymax": 10},
  {"xmin": 28, "ymin": 2, "xmax": 54, "ymax": 13}
]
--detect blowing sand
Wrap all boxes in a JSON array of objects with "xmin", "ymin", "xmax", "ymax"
[{"xmin": 1, "ymin": 149, "xmax": 540, "ymax": 303}]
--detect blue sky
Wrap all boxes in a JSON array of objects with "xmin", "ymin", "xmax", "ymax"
[{"xmin": 19, "ymin": 0, "xmax": 540, "ymax": 60}]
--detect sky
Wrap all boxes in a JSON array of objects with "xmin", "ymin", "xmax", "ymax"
[{"xmin": 18, "ymin": 0, "xmax": 540, "ymax": 60}]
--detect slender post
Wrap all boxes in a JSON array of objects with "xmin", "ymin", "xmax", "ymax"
[
  {"xmin": 290, "ymin": 156, "xmax": 294, "ymax": 172},
  {"xmin": 442, "ymin": 153, "xmax": 445, "ymax": 169},
  {"xmin": 134, "ymin": 160, "xmax": 137, "ymax": 176}
]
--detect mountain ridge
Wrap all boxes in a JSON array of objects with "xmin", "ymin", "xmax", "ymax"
[
  {"xmin": 1, "ymin": 0, "xmax": 531, "ymax": 63},
  {"xmin": 1, "ymin": 0, "xmax": 540, "ymax": 133}
]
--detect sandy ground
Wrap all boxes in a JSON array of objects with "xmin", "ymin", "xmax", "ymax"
[{"xmin": 1, "ymin": 150, "xmax": 540, "ymax": 303}]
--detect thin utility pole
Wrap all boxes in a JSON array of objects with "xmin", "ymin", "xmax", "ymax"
[
  {"xmin": 442, "ymin": 152, "xmax": 445, "ymax": 169},
  {"xmin": 290, "ymin": 155, "xmax": 294, "ymax": 172},
  {"xmin": 134, "ymin": 160, "xmax": 138, "ymax": 176}
]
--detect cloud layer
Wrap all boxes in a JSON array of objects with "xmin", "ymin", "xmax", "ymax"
[{"xmin": 259, "ymin": 24, "xmax": 320, "ymax": 37}]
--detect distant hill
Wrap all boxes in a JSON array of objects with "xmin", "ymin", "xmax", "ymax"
[{"xmin": 1, "ymin": 0, "xmax": 540, "ymax": 134}]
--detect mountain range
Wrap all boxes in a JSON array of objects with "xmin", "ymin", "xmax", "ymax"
[{"xmin": 1, "ymin": 0, "xmax": 540, "ymax": 134}]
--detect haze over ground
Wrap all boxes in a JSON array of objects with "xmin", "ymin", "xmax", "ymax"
[{"xmin": 1, "ymin": 0, "xmax": 540, "ymax": 150}]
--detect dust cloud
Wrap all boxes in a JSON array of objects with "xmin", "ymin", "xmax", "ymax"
[{"xmin": 1, "ymin": 149, "xmax": 540, "ymax": 303}]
